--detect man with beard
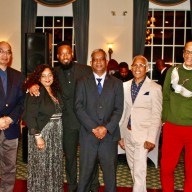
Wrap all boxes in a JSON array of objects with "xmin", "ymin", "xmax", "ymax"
[{"xmin": 29, "ymin": 41, "xmax": 99, "ymax": 192}]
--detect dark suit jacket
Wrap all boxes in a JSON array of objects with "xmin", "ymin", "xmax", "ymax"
[
  {"xmin": 75, "ymin": 73, "xmax": 124, "ymax": 142},
  {"xmin": 157, "ymin": 67, "xmax": 169, "ymax": 87},
  {"xmin": 22, "ymin": 86, "xmax": 64, "ymax": 135},
  {"xmin": 0, "ymin": 67, "xmax": 25, "ymax": 139},
  {"xmin": 55, "ymin": 62, "xmax": 92, "ymax": 130}
]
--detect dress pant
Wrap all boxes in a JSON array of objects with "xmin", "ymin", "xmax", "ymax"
[
  {"xmin": 63, "ymin": 128, "xmax": 100, "ymax": 192},
  {"xmin": 124, "ymin": 128, "xmax": 148, "ymax": 192},
  {"xmin": 161, "ymin": 122, "xmax": 192, "ymax": 192},
  {"xmin": 0, "ymin": 131, "xmax": 18, "ymax": 192},
  {"xmin": 78, "ymin": 133, "xmax": 117, "ymax": 192}
]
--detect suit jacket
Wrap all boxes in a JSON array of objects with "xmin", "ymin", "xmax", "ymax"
[
  {"xmin": 75, "ymin": 73, "xmax": 124, "ymax": 142},
  {"xmin": 55, "ymin": 62, "xmax": 92, "ymax": 130},
  {"xmin": 0, "ymin": 67, "xmax": 25, "ymax": 139},
  {"xmin": 22, "ymin": 86, "xmax": 64, "ymax": 135},
  {"xmin": 157, "ymin": 67, "xmax": 169, "ymax": 87},
  {"xmin": 119, "ymin": 77, "xmax": 162, "ymax": 144}
]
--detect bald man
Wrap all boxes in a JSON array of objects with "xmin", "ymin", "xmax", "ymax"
[
  {"xmin": 0, "ymin": 41, "xmax": 25, "ymax": 192},
  {"xmin": 161, "ymin": 41, "xmax": 192, "ymax": 191}
]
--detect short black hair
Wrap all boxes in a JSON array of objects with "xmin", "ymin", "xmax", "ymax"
[
  {"xmin": 57, "ymin": 41, "xmax": 72, "ymax": 52},
  {"xmin": 119, "ymin": 62, "xmax": 128, "ymax": 69}
]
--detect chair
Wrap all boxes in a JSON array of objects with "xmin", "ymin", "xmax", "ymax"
[{"xmin": 147, "ymin": 126, "xmax": 162, "ymax": 168}]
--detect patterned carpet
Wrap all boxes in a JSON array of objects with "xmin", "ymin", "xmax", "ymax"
[{"xmin": 16, "ymin": 139, "xmax": 184, "ymax": 190}]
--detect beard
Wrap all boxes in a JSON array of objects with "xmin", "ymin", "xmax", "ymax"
[{"xmin": 60, "ymin": 61, "xmax": 73, "ymax": 70}]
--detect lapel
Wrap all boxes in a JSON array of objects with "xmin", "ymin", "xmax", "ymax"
[
  {"xmin": 87, "ymin": 73, "xmax": 98, "ymax": 96},
  {"xmin": 133, "ymin": 76, "xmax": 150, "ymax": 105},
  {"xmin": 0, "ymin": 76, "xmax": 5, "ymax": 99},
  {"xmin": 102, "ymin": 73, "xmax": 111, "ymax": 93},
  {"xmin": 6, "ymin": 67, "xmax": 13, "ymax": 99},
  {"xmin": 124, "ymin": 80, "xmax": 133, "ymax": 106}
]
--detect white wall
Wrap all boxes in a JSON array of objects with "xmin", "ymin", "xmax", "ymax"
[
  {"xmin": 0, "ymin": 0, "xmax": 21, "ymax": 71},
  {"xmin": 38, "ymin": 1, "xmax": 133, "ymax": 65},
  {"xmin": 88, "ymin": 0, "xmax": 133, "ymax": 65},
  {"xmin": 0, "ymin": 0, "xmax": 190, "ymax": 70}
]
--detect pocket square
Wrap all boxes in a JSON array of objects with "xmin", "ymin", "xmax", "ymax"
[{"xmin": 144, "ymin": 92, "xmax": 149, "ymax": 95}]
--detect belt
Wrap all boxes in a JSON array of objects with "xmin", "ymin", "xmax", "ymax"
[{"xmin": 127, "ymin": 126, "xmax": 132, "ymax": 130}]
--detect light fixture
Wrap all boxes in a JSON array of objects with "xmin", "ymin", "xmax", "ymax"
[
  {"xmin": 123, "ymin": 11, "xmax": 127, "ymax": 16},
  {"xmin": 111, "ymin": 11, "xmax": 116, "ymax": 16},
  {"xmin": 107, "ymin": 43, "xmax": 113, "ymax": 60}
]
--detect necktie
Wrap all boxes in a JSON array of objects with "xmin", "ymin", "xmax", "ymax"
[
  {"xmin": 0, "ymin": 70, "xmax": 7, "ymax": 95},
  {"xmin": 97, "ymin": 78, "xmax": 102, "ymax": 94}
]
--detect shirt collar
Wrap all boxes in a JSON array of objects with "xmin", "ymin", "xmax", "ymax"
[
  {"xmin": 161, "ymin": 67, "xmax": 167, "ymax": 74},
  {"xmin": 132, "ymin": 76, "xmax": 146, "ymax": 86},
  {"xmin": 93, "ymin": 71, "xmax": 107, "ymax": 80},
  {"xmin": 0, "ymin": 68, "xmax": 7, "ymax": 77},
  {"xmin": 183, "ymin": 63, "xmax": 192, "ymax": 70},
  {"xmin": 93, "ymin": 72, "xmax": 107, "ymax": 86}
]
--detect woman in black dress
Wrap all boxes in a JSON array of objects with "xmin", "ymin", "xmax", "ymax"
[{"xmin": 23, "ymin": 64, "xmax": 64, "ymax": 192}]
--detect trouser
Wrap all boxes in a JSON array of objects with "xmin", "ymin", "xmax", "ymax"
[
  {"xmin": 124, "ymin": 128, "xmax": 148, "ymax": 192},
  {"xmin": 0, "ymin": 131, "xmax": 18, "ymax": 192},
  {"xmin": 78, "ymin": 133, "xmax": 117, "ymax": 192},
  {"xmin": 63, "ymin": 128, "xmax": 100, "ymax": 192},
  {"xmin": 161, "ymin": 122, "xmax": 192, "ymax": 192}
]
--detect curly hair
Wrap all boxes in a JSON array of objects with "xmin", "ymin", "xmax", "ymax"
[{"xmin": 23, "ymin": 64, "xmax": 61, "ymax": 97}]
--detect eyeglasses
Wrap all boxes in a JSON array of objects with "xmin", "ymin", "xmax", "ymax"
[
  {"xmin": 183, "ymin": 50, "xmax": 192, "ymax": 57},
  {"xmin": 0, "ymin": 49, "xmax": 12, "ymax": 56},
  {"xmin": 131, "ymin": 63, "xmax": 146, "ymax": 69}
]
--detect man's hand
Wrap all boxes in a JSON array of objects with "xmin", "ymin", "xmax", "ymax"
[
  {"xmin": 118, "ymin": 138, "xmax": 125, "ymax": 150},
  {"xmin": 144, "ymin": 141, "xmax": 155, "ymax": 151},
  {"xmin": 92, "ymin": 126, "xmax": 107, "ymax": 140},
  {"xmin": 0, "ymin": 116, "xmax": 12, "ymax": 130},
  {"xmin": 29, "ymin": 84, "xmax": 40, "ymax": 96}
]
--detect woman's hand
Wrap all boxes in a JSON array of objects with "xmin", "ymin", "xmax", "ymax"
[{"xmin": 36, "ymin": 137, "xmax": 45, "ymax": 150}]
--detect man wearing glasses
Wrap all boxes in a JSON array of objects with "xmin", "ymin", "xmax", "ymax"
[
  {"xmin": 119, "ymin": 55, "xmax": 162, "ymax": 192},
  {"xmin": 161, "ymin": 41, "xmax": 192, "ymax": 191},
  {"xmin": 0, "ymin": 41, "xmax": 25, "ymax": 192}
]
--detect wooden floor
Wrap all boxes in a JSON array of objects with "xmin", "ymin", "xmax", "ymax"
[{"xmin": 13, "ymin": 179, "xmax": 183, "ymax": 192}]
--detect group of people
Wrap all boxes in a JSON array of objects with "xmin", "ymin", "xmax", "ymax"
[{"xmin": 0, "ymin": 40, "xmax": 192, "ymax": 192}]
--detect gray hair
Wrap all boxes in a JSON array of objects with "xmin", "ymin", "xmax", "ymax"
[
  {"xmin": 132, "ymin": 55, "xmax": 148, "ymax": 66},
  {"xmin": 91, "ymin": 49, "xmax": 107, "ymax": 59}
]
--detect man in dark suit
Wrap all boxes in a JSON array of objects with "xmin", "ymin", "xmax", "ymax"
[
  {"xmin": 29, "ymin": 41, "xmax": 99, "ymax": 192},
  {"xmin": 113, "ymin": 62, "xmax": 133, "ymax": 82},
  {"xmin": 155, "ymin": 59, "xmax": 170, "ymax": 87},
  {"xmin": 0, "ymin": 41, "xmax": 25, "ymax": 192},
  {"xmin": 75, "ymin": 49, "xmax": 124, "ymax": 192}
]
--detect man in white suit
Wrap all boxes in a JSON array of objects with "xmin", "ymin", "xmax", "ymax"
[{"xmin": 119, "ymin": 55, "xmax": 162, "ymax": 192}]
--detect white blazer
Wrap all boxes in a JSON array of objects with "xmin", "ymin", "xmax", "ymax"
[{"xmin": 119, "ymin": 77, "xmax": 162, "ymax": 144}]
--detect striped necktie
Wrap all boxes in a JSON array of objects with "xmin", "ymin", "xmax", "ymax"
[{"xmin": 97, "ymin": 78, "xmax": 102, "ymax": 94}]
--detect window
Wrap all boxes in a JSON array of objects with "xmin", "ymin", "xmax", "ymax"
[
  {"xmin": 144, "ymin": 10, "xmax": 191, "ymax": 80},
  {"xmin": 35, "ymin": 16, "xmax": 75, "ymax": 67}
]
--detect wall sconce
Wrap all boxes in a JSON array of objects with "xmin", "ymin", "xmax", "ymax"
[
  {"xmin": 111, "ymin": 11, "xmax": 116, "ymax": 16},
  {"xmin": 123, "ymin": 11, "xmax": 127, "ymax": 16},
  {"xmin": 107, "ymin": 43, "xmax": 113, "ymax": 60}
]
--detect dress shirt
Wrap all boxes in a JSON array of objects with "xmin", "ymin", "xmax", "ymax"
[
  {"xmin": 93, "ymin": 72, "xmax": 106, "ymax": 87},
  {"xmin": 61, "ymin": 63, "xmax": 75, "ymax": 84},
  {"xmin": 161, "ymin": 67, "xmax": 167, "ymax": 74},
  {"xmin": 128, "ymin": 77, "xmax": 146, "ymax": 127},
  {"xmin": 0, "ymin": 68, "xmax": 7, "ymax": 95},
  {"xmin": 131, "ymin": 77, "xmax": 146, "ymax": 103}
]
